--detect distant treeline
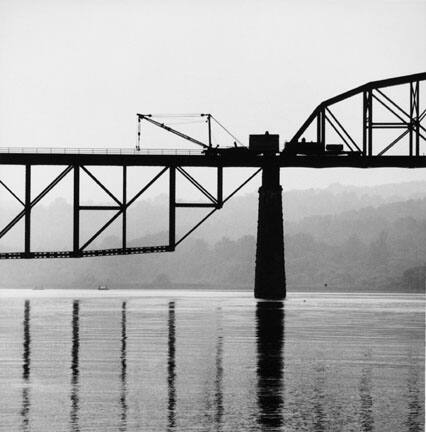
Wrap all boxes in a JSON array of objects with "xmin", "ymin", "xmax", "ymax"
[
  {"xmin": 1, "ymin": 206, "xmax": 425, "ymax": 292},
  {"xmin": 1, "ymin": 182, "xmax": 425, "ymax": 292}
]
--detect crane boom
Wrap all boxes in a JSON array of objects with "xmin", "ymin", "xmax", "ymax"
[{"xmin": 137, "ymin": 114, "xmax": 209, "ymax": 149}]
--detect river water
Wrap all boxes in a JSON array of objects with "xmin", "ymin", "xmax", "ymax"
[{"xmin": 0, "ymin": 290, "xmax": 424, "ymax": 432}]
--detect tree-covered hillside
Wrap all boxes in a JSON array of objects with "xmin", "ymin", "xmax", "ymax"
[{"xmin": 1, "ymin": 186, "xmax": 425, "ymax": 292}]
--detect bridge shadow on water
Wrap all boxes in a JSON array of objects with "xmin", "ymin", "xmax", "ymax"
[
  {"xmin": 71, "ymin": 300, "xmax": 80, "ymax": 432},
  {"xmin": 120, "ymin": 301, "xmax": 128, "ymax": 432},
  {"xmin": 255, "ymin": 301, "xmax": 285, "ymax": 430},
  {"xmin": 17, "ymin": 297, "xmax": 424, "ymax": 431},
  {"xmin": 167, "ymin": 301, "xmax": 176, "ymax": 431},
  {"xmin": 21, "ymin": 300, "xmax": 31, "ymax": 432},
  {"xmin": 165, "ymin": 300, "xmax": 285, "ymax": 431},
  {"xmin": 16, "ymin": 299, "xmax": 288, "ymax": 430}
]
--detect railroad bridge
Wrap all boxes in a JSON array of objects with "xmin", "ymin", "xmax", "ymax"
[{"xmin": 1, "ymin": 73, "xmax": 425, "ymax": 299}]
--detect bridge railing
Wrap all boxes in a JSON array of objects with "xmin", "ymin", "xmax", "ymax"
[{"xmin": 0, "ymin": 147, "xmax": 204, "ymax": 156}]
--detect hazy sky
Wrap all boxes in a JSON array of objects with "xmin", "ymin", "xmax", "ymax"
[{"xmin": 0, "ymin": 0, "xmax": 425, "ymax": 194}]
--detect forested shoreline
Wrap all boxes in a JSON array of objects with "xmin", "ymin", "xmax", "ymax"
[{"xmin": 1, "ymin": 182, "xmax": 425, "ymax": 292}]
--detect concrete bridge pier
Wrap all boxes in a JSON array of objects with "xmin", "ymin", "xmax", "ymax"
[{"xmin": 254, "ymin": 161, "xmax": 286, "ymax": 299}]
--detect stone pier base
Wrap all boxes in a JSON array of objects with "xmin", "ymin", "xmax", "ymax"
[{"xmin": 254, "ymin": 163, "xmax": 286, "ymax": 299}]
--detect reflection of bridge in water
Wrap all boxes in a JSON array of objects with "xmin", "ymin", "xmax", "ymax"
[
  {"xmin": 1, "ymin": 73, "xmax": 425, "ymax": 298},
  {"xmin": 19, "ymin": 300, "xmax": 287, "ymax": 430},
  {"xmin": 18, "ymin": 299, "xmax": 424, "ymax": 431}
]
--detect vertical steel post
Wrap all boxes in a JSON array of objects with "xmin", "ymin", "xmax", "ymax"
[
  {"xmin": 73, "ymin": 165, "xmax": 80, "ymax": 256},
  {"xmin": 367, "ymin": 90, "xmax": 373, "ymax": 156},
  {"xmin": 122, "ymin": 165, "xmax": 127, "ymax": 250},
  {"xmin": 207, "ymin": 114, "xmax": 212, "ymax": 148},
  {"xmin": 363, "ymin": 90, "xmax": 373, "ymax": 156},
  {"xmin": 317, "ymin": 108, "xmax": 325, "ymax": 146},
  {"xmin": 409, "ymin": 82, "xmax": 414, "ymax": 157},
  {"xmin": 415, "ymin": 81, "xmax": 420, "ymax": 156},
  {"xmin": 363, "ymin": 91, "xmax": 367, "ymax": 156},
  {"xmin": 136, "ymin": 115, "xmax": 141, "ymax": 151},
  {"xmin": 169, "ymin": 167, "xmax": 176, "ymax": 250},
  {"xmin": 217, "ymin": 166, "xmax": 223, "ymax": 208},
  {"xmin": 317, "ymin": 112, "xmax": 321, "ymax": 144},
  {"xmin": 24, "ymin": 164, "xmax": 31, "ymax": 256}
]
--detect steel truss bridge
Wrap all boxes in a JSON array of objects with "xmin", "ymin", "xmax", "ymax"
[{"xmin": 0, "ymin": 72, "xmax": 425, "ymax": 261}]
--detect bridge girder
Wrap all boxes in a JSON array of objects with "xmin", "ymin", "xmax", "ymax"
[
  {"xmin": 289, "ymin": 72, "xmax": 426, "ymax": 157},
  {"xmin": 0, "ymin": 73, "xmax": 425, "ymax": 259},
  {"xmin": 0, "ymin": 163, "xmax": 262, "ymax": 259}
]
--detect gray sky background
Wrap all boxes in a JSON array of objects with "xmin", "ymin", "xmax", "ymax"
[{"xmin": 0, "ymin": 0, "xmax": 425, "ymax": 197}]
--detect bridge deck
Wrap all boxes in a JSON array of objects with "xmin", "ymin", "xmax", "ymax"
[{"xmin": 1, "ymin": 148, "xmax": 425, "ymax": 168}]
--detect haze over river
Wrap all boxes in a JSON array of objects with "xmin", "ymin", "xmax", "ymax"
[{"xmin": 0, "ymin": 289, "xmax": 424, "ymax": 432}]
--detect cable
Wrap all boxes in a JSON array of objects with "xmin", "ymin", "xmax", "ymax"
[
  {"xmin": 210, "ymin": 116, "xmax": 246, "ymax": 147},
  {"xmin": 138, "ymin": 113, "xmax": 247, "ymax": 149},
  {"xmin": 146, "ymin": 113, "xmax": 204, "ymax": 118},
  {"xmin": 163, "ymin": 120, "xmax": 205, "ymax": 126}
]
